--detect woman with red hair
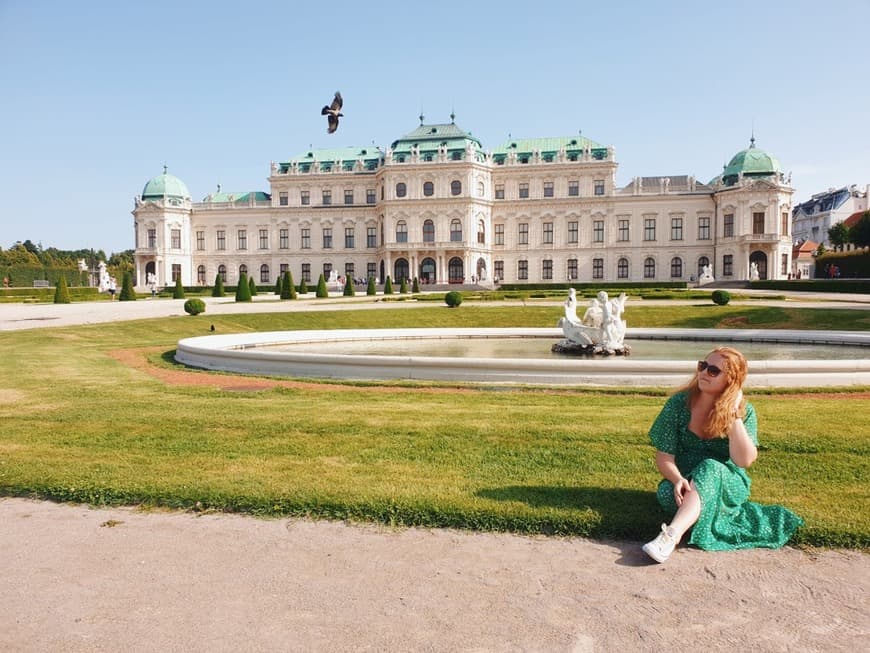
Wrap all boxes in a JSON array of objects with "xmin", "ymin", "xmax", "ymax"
[{"xmin": 643, "ymin": 347, "xmax": 803, "ymax": 563}]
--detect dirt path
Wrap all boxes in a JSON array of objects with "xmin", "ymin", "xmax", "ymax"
[{"xmin": 1, "ymin": 499, "xmax": 867, "ymax": 652}]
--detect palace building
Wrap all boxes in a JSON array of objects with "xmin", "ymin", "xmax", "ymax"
[{"xmin": 132, "ymin": 119, "xmax": 794, "ymax": 290}]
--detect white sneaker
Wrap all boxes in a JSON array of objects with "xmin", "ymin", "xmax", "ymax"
[{"xmin": 642, "ymin": 524, "xmax": 677, "ymax": 563}]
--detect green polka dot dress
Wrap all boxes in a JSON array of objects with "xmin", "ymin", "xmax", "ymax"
[{"xmin": 648, "ymin": 392, "xmax": 803, "ymax": 551}]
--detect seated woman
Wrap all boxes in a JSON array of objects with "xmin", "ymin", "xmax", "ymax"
[{"xmin": 643, "ymin": 346, "xmax": 803, "ymax": 563}]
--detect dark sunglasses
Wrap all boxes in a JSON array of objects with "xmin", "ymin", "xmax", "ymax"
[{"xmin": 697, "ymin": 360, "xmax": 723, "ymax": 377}]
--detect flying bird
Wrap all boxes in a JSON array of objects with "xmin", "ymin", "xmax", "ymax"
[{"xmin": 321, "ymin": 91, "xmax": 343, "ymax": 134}]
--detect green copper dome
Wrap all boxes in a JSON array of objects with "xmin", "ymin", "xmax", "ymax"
[
  {"xmin": 142, "ymin": 167, "xmax": 191, "ymax": 201},
  {"xmin": 721, "ymin": 138, "xmax": 781, "ymax": 186}
]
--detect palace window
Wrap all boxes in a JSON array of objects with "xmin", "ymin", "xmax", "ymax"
[
  {"xmin": 753, "ymin": 211, "xmax": 765, "ymax": 234},
  {"xmin": 671, "ymin": 257, "xmax": 683, "ymax": 278},
  {"xmin": 279, "ymin": 228, "xmax": 289, "ymax": 249},
  {"xmin": 494, "ymin": 260, "xmax": 504, "ymax": 281},
  {"xmin": 618, "ymin": 219, "xmax": 630, "ymax": 242},
  {"xmin": 301, "ymin": 263, "xmax": 311, "ymax": 283},
  {"xmin": 345, "ymin": 227, "xmax": 354, "ymax": 249},
  {"xmin": 367, "ymin": 189, "xmax": 376, "ymax": 204},
  {"xmin": 591, "ymin": 258, "xmax": 603, "ymax": 279},
  {"xmin": 644, "ymin": 218, "xmax": 656, "ymax": 241},
  {"xmin": 698, "ymin": 217, "xmax": 711, "ymax": 240},
  {"xmin": 519, "ymin": 183, "xmax": 529, "ymax": 199},
  {"xmin": 396, "ymin": 221, "xmax": 408, "ymax": 243},
  {"xmin": 543, "ymin": 222, "xmax": 553, "ymax": 244},
  {"xmin": 594, "ymin": 179, "xmax": 605, "ymax": 196},
  {"xmin": 238, "ymin": 264, "xmax": 248, "ymax": 279},
  {"xmin": 148, "ymin": 228, "xmax": 156, "ymax": 248},
  {"xmin": 542, "ymin": 259, "xmax": 553, "ymax": 280},
  {"xmin": 218, "ymin": 264, "xmax": 227, "ymax": 282},
  {"xmin": 237, "ymin": 229, "xmax": 247, "ymax": 250},
  {"xmin": 195, "ymin": 231, "xmax": 204, "ymax": 251},
  {"xmin": 494, "ymin": 223, "xmax": 504, "ymax": 245},
  {"xmin": 171, "ymin": 229, "xmax": 181, "ymax": 249},
  {"xmin": 451, "ymin": 180, "xmax": 462, "ymax": 196},
  {"xmin": 671, "ymin": 217, "xmax": 683, "ymax": 241},
  {"xmin": 724, "ymin": 213, "xmax": 734, "ymax": 237},
  {"xmin": 197, "ymin": 265, "xmax": 206, "ymax": 284},
  {"xmin": 259, "ymin": 229, "xmax": 268, "ymax": 249},
  {"xmin": 171, "ymin": 264, "xmax": 181, "ymax": 282},
  {"xmin": 697, "ymin": 256, "xmax": 709, "ymax": 278},
  {"xmin": 617, "ymin": 258, "xmax": 629, "ymax": 279},
  {"xmin": 568, "ymin": 180, "xmax": 579, "ymax": 197},
  {"xmin": 781, "ymin": 253, "xmax": 789, "ymax": 275},
  {"xmin": 568, "ymin": 221, "xmax": 578, "ymax": 243},
  {"xmin": 517, "ymin": 260, "xmax": 528, "ymax": 280},
  {"xmin": 367, "ymin": 262, "xmax": 376, "ymax": 280},
  {"xmin": 543, "ymin": 181, "xmax": 554, "ymax": 198},
  {"xmin": 301, "ymin": 190, "xmax": 310, "ymax": 205},
  {"xmin": 396, "ymin": 182, "xmax": 406, "ymax": 198},
  {"xmin": 644, "ymin": 257, "xmax": 656, "ymax": 279},
  {"xmin": 322, "ymin": 227, "xmax": 333, "ymax": 249},
  {"xmin": 301, "ymin": 227, "xmax": 310, "ymax": 249},
  {"xmin": 322, "ymin": 190, "xmax": 331, "ymax": 205},
  {"xmin": 344, "ymin": 190, "xmax": 353, "ymax": 205},
  {"xmin": 495, "ymin": 184, "xmax": 504, "ymax": 199},
  {"xmin": 593, "ymin": 220, "xmax": 604, "ymax": 243},
  {"xmin": 280, "ymin": 263, "xmax": 288, "ymax": 276},
  {"xmin": 260, "ymin": 264, "xmax": 270, "ymax": 284},
  {"xmin": 567, "ymin": 258, "xmax": 578, "ymax": 280},
  {"xmin": 477, "ymin": 220, "xmax": 485, "ymax": 244},
  {"xmin": 723, "ymin": 254, "xmax": 733, "ymax": 276},
  {"xmin": 781, "ymin": 211, "xmax": 789, "ymax": 235},
  {"xmin": 423, "ymin": 181, "xmax": 434, "ymax": 196},
  {"xmin": 345, "ymin": 263, "xmax": 355, "ymax": 279},
  {"xmin": 450, "ymin": 219, "xmax": 462, "ymax": 242},
  {"xmin": 367, "ymin": 226, "xmax": 376, "ymax": 248},
  {"xmin": 518, "ymin": 223, "xmax": 529, "ymax": 245},
  {"xmin": 279, "ymin": 191, "xmax": 288, "ymax": 206},
  {"xmin": 216, "ymin": 230, "xmax": 225, "ymax": 251}
]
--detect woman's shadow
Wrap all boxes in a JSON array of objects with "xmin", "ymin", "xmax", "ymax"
[{"xmin": 475, "ymin": 485, "xmax": 664, "ymax": 567}]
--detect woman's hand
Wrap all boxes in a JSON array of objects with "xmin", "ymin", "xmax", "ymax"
[
  {"xmin": 734, "ymin": 388, "xmax": 744, "ymax": 414},
  {"xmin": 673, "ymin": 477, "xmax": 692, "ymax": 507}
]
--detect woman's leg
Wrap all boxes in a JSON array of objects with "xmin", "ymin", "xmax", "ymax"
[{"xmin": 666, "ymin": 481, "xmax": 701, "ymax": 542}]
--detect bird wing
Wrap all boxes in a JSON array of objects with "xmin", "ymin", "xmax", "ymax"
[
  {"xmin": 321, "ymin": 105, "xmax": 331, "ymax": 115},
  {"xmin": 330, "ymin": 91, "xmax": 343, "ymax": 112},
  {"xmin": 327, "ymin": 114, "xmax": 339, "ymax": 133}
]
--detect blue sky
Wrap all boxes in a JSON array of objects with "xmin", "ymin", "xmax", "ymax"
[{"xmin": 2, "ymin": 0, "xmax": 868, "ymax": 254}]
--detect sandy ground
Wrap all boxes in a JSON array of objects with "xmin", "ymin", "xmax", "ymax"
[
  {"xmin": 2, "ymin": 295, "xmax": 869, "ymax": 651},
  {"xmin": 1, "ymin": 499, "xmax": 867, "ymax": 652}
]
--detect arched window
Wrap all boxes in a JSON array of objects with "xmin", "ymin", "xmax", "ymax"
[
  {"xmin": 396, "ymin": 182, "xmax": 406, "ymax": 198},
  {"xmin": 617, "ymin": 258, "xmax": 629, "ymax": 279},
  {"xmin": 697, "ymin": 256, "xmax": 710, "ymax": 278},
  {"xmin": 450, "ymin": 219, "xmax": 462, "ymax": 242},
  {"xmin": 448, "ymin": 257, "xmax": 464, "ymax": 283},
  {"xmin": 476, "ymin": 180, "xmax": 485, "ymax": 197},
  {"xmin": 396, "ymin": 220, "xmax": 408, "ymax": 243},
  {"xmin": 197, "ymin": 265, "xmax": 206, "ymax": 284},
  {"xmin": 643, "ymin": 257, "xmax": 655, "ymax": 279},
  {"xmin": 394, "ymin": 258, "xmax": 409, "ymax": 282},
  {"xmin": 218, "ymin": 264, "xmax": 227, "ymax": 282},
  {"xmin": 423, "ymin": 219, "xmax": 435, "ymax": 242},
  {"xmin": 451, "ymin": 180, "xmax": 462, "ymax": 196},
  {"xmin": 260, "ymin": 264, "xmax": 270, "ymax": 283},
  {"xmin": 420, "ymin": 257, "xmax": 436, "ymax": 284},
  {"xmin": 239, "ymin": 264, "xmax": 248, "ymax": 280},
  {"xmin": 423, "ymin": 181, "xmax": 434, "ymax": 196},
  {"xmin": 670, "ymin": 257, "xmax": 682, "ymax": 278},
  {"xmin": 477, "ymin": 219, "xmax": 485, "ymax": 244}
]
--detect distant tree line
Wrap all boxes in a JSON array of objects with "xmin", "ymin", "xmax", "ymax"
[
  {"xmin": 1, "ymin": 239, "xmax": 134, "ymax": 287},
  {"xmin": 827, "ymin": 212, "xmax": 870, "ymax": 250}
]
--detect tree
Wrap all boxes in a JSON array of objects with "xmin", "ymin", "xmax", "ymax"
[
  {"xmin": 384, "ymin": 275, "xmax": 393, "ymax": 295},
  {"xmin": 248, "ymin": 275, "xmax": 257, "ymax": 297},
  {"xmin": 412, "ymin": 277, "xmax": 420, "ymax": 293},
  {"xmin": 366, "ymin": 276, "xmax": 376, "ymax": 296},
  {"xmin": 53, "ymin": 276, "xmax": 71, "ymax": 304},
  {"xmin": 849, "ymin": 211, "xmax": 870, "ymax": 248},
  {"xmin": 235, "ymin": 272, "xmax": 252, "ymax": 302},
  {"xmin": 119, "ymin": 271, "xmax": 136, "ymax": 301},
  {"xmin": 316, "ymin": 273, "xmax": 329, "ymax": 298},
  {"xmin": 399, "ymin": 277, "xmax": 408, "ymax": 294},
  {"xmin": 173, "ymin": 276, "xmax": 185, "ymax": 299},
  {"xmin": 281, "ymin": 271, "xmax": 297, "ymax": 299},
  {"xmin": 298, "ymin": 277, "xmax": 308, "ymax": 295},
  {"xmin": 343, "ymin": 275, "xmax": 355, "ymax": 296},
  {"xmin": 212, "ymin": 273, "xmax": 225, "ymax": 297},
  {"xmin": 828, "ymin": 223, "xmax": 850, "ymax": 250}
]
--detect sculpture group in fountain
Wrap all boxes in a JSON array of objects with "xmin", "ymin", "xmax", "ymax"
[
  {"xmin": 555, "ymin": 289, "xmax": 630, "ymax": 355},
  {"xmin": 698, "ymin": 264, "xmax": 715, "ymax": 286}
]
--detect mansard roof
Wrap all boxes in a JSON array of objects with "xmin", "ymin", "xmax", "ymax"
[
  {"xmin": 279, "ymin": 146, "xmax": 384, "ymax": 173},
  {"xmin": 620, "ymin": 175, "xmax": 712, "ymax": 193},
  {"xmin": 389, "ymin": 121, "xmax": 482, "ymax": 155},
  {"xmin": 491, "ymin": 135, "xmax": 607, "ymax": 164},
  {"xmin": 793, "ymin": 187, "xmax": 851, "ymax": 216},
  {"xmin": 201, "ymin": 191, "xmax": 271, "ymax": 203}
]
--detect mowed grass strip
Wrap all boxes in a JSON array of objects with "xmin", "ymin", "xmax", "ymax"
[{"xmin": 0, "ymin": 303, "xmax": 867, "ymax": 548}]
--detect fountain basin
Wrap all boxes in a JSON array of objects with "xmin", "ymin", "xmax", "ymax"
[{"xmin": 175, "ymin": 328, "xmax": 870, "ymax": 388}]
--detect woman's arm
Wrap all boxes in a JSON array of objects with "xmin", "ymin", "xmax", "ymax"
[
  {"xmin": 655, "ymin": 451, "xmax": 692, "ymax": 506},
  {"xmin": 727, "ymin": 417, "xmax": 758, "ymax": 468}
]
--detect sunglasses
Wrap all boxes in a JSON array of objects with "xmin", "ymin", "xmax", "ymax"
[{"xmin": 697, "ymin": 360, "xmax": 723, "ymax": 378}]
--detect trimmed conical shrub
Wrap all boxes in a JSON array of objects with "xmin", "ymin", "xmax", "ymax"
[
  {"xmin": 366, "ymin": 276, "xmax": 376, "ymax": 296},
  {"xmin": 343, "ymin": 275, "xmax": 355, "ymax": 296},
  {"xmin": 384, "ymin": 276, "xmax": 393, "ymax": 295},
  {"xmin": 119, "ymin": 271, "xmax": 136, "ymax": 301},
  {"xmin": 173, "ymin": 276, "xmax": 185, "ymax": 299},
  {"xmin": 399, "ymin": 278, "xmax": 408, "ymax": 294},
  {"xmin": 248, "ymin": 275, "xmax": 257, "ymax": 297},
  {"xmin": 274, "ymin": 279, "xmax": 282, "ymax": 295},
  {"xmin": 235, "ymin": 272, "xmax": 252, "ymax": 302},
  {"xmin": 53, "ymin": 276, "xmax": 71, "ymax": 304},
  {"xmin": 298, "ymin": 278, "xmax": 308, "ymax": 295},
  {"xmin": 280, "ymin": 271, "xmax": 294, "ymax": 299},
  {"xmin": 412, "ymin": 277, "xmax": 420, "ymax": 293},
  {"xmin": 315, "ymin": 273, "xmax": 328, "ymax": 298},
  {"xmin": 212, "ymin": 274, "xmax": 225, "ymax": 297}
]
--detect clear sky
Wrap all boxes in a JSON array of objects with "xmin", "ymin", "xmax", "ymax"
[{"xmin": 1, "ymin": 0, "xmax": 868, "ymax": 254}]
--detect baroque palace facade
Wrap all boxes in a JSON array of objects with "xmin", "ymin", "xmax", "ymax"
[{"xmin": 132, "ymin": 119, "xmax": 794, "ymax": 290}]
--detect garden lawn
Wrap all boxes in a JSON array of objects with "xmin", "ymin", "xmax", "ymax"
[{"xmin": 0, "ymin": 303, "xmax": 867, "ymax": 548}]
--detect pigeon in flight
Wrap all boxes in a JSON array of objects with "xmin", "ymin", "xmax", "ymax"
[{"xmin": 321, "ymin": 91, "xmax": 343, "ymax": 134}]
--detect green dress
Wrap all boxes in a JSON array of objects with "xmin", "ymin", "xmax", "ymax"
[{"xmin": 648, "ymin": 391, "xmax": 803, "ymax": 551}]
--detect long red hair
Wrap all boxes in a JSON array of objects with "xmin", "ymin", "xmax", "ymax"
[{"xmin": 678, "ymin": 346, "xmax": 748, "ymax": 436}]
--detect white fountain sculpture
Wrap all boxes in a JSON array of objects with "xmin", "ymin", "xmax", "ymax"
[{"xmin": 555, "ymin": 289, "xmax": 630, "ymax": 355}]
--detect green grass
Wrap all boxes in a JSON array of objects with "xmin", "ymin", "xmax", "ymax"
[{"xmin": 0, "ymin": 303, "xmax": 868, "ymax": 548}]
